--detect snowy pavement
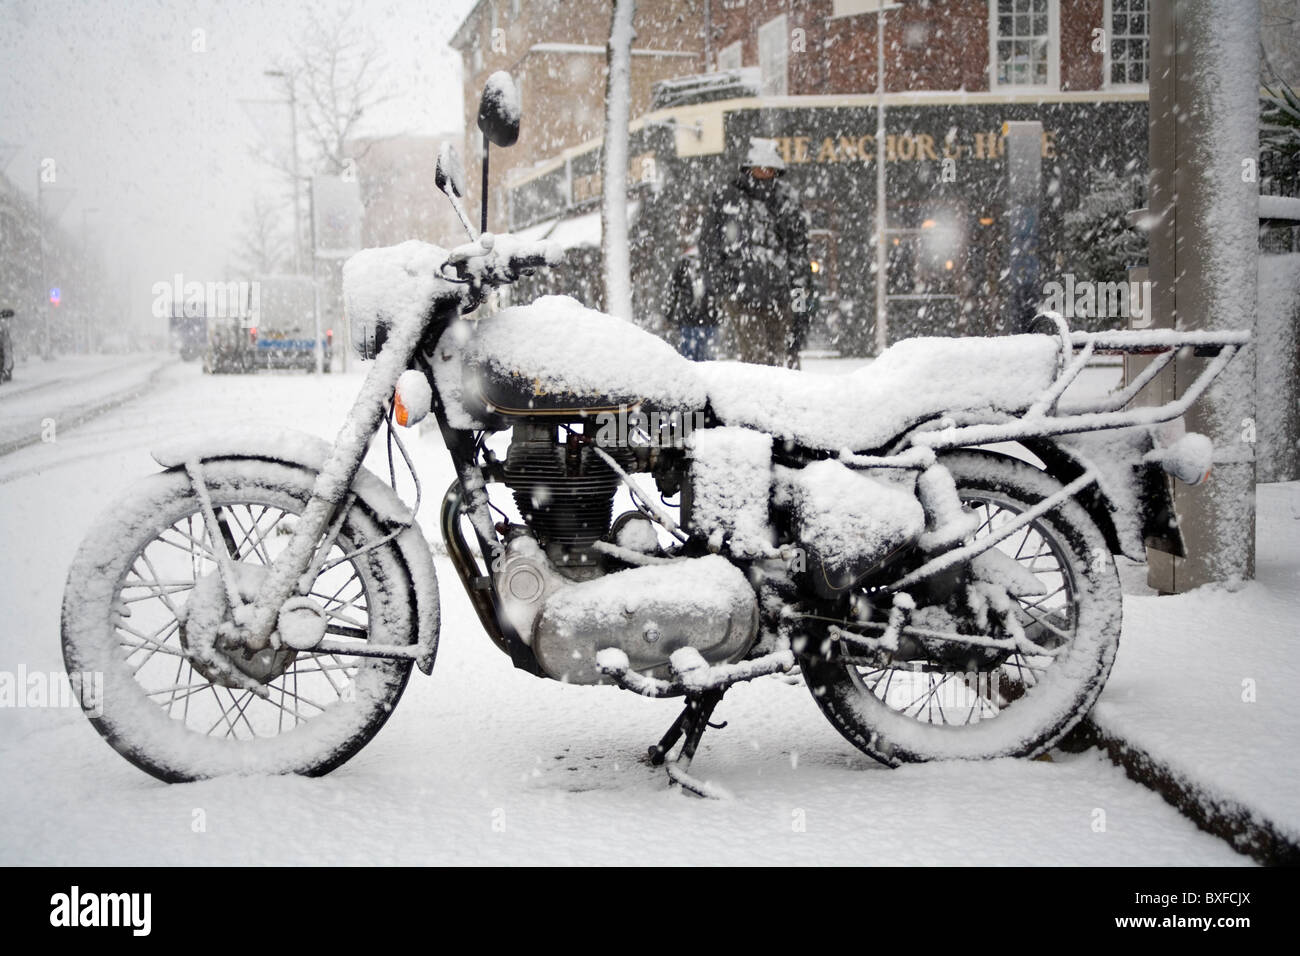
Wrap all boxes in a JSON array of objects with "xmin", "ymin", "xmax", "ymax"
[
  {"xmin": 1088, "ymin": 482, "xmax": 1300, "ymax": 859},
  {"xmin": 0, "ymin": 359, "xmax": 1252, "ymax": 864},
  {"xmin": 0, "ymin": 351, "xmax": 172, "ymax": 456}
]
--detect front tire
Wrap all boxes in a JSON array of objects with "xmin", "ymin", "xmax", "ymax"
[
  {"xmin": 62, "ymin": 459, "xmax": 421, "ymax": 782},
  {"xmin": 801, "ymin": 450, "xmax": 1121, "ymax": 765}
]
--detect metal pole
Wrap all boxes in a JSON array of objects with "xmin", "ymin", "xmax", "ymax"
[
  {"xmin": 308, "ymin": 180, "xmax": 323, "ymax": 374},
  {"xmin": 265, "ymin": 70, "xmax": 304, "ymax": 276},
  {"xmin": 288, "ymin": 79, "xmax": 303, "ymax": 276},
  {"xmin": 703, "ymin": 0, "xmax": 711, "ymax": 71},
  {"xmin": 481, "ymin": 144, "xmax": 490, "ymax": 235},
  {"xmin": 873, "ymin": 5, "xmax": 888, "ymax": 356}
]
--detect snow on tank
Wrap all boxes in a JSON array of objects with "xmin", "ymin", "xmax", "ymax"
[{"xmin": 453, "ymin": 294, "xmax": 708, "ymax": 417}]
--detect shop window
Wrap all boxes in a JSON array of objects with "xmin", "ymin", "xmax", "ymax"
[
  {"xmin": 1106, "ymin": 0, "xmax": 1150, "ymax": 88},
  {"xmin": 990, "ymin": 0, "xmax": 1059, "ymax": 90}
]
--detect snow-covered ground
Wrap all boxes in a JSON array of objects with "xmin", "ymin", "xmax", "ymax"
[
  {"xmin": 0, "ymin": 358, "xmax": 1254, "ymax": 864},
  {"xmin": 1092, "ymin": 481, "xmax": 1300, "ymax": 845}
]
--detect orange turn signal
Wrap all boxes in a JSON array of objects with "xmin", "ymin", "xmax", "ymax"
[{"xmin": 393, "ymin": 370, "xmax": 432, "ymax": 427}]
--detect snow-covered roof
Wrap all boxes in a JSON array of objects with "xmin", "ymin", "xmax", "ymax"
[
  {"xmin": 536, "ymin": 201, "xmax": 640, "ymax": 251},
  {"xmin": 548, "ymin": 210, "xmax": 601, "ymax": 250},
  {"xmin": 511, "ymin": 218, "xmax": 559, "ymax": 242}
]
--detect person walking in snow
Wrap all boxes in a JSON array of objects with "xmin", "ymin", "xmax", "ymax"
[
  {"xmin": 700, "ymin": 137, "xmax": 814, "ymax": 367},
  {"xmin": 666, "ymin": 243, "xmax": 715, "ymax": 361}
]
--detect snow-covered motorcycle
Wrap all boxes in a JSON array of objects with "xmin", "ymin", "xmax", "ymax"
[{"xmin": 62, "ymin": 75, "xmax": 1249, "ymax": 794}]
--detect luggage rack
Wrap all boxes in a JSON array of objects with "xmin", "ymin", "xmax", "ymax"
[{"xmin": 905, "ymin": 314, "xmax": 1251, "ymax": 452}]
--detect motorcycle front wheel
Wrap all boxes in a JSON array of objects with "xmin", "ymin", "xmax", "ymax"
[
  {"xmin": 801, "ymin": 450, "xmax": 1122, "ymax": 765},
  {"xmin": 62, "ymin": 459, "xmax": 419, "ymax": 782}
]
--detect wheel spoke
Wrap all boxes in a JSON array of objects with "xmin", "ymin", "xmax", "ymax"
[{"xmin": 204, "ymin": 685, "xmax": 241, "ymax": 737}]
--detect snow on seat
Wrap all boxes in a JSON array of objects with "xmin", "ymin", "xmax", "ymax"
[
  {"xmin": 461, "ymin": 294, "xmax": 708, "ymax": 413},
  {"xmin": 700, "ymin": 335, "xmax": 1061, "ymax": 452}
]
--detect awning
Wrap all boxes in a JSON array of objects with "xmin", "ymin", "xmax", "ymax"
[
  {"xmin": 544, "ymin": 200, "xmax": 641, "ymax": 251},
  {"xmin": 548, "ymin": 210, "xmax": 602, "ymax": 250},
  {"xmin": 511, "ymin": 218, "xmax": 559, "ymax": 242}
]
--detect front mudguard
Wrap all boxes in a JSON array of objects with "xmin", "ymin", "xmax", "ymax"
[{"xmin": 150, "ymin": 426, "xmax": 440, "ymax": 673}]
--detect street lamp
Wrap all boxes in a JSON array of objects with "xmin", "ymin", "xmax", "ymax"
[{"xmin": 264, "ymin": 70, "xmax": 304, "ymax": 275}]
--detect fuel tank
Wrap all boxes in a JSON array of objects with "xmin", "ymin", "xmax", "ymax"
[{"xmin": 438, "ymin": 294, "xmax": 708, "ymax": 420}]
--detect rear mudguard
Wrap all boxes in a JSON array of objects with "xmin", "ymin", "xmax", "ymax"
[
  {"xmin": 150, "ymin": 426, "xmax": 440, "ymax": 674},
  {"xmin": 1004, "ymin": 435, "xmax": 1183, "ymax": 561}
]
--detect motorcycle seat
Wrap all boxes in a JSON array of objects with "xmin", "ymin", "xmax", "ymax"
[{"xmin": 698, "ymin": 335, "xmax": 1061, "ymax": 452}]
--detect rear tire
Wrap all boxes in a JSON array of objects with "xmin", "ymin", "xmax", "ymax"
[{"xmin": 801, "ymin": 451, "xmax": 1121, "ymax": 765}]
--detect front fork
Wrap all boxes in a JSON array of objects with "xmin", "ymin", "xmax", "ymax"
[{"xmin": 231, "ymin": 301, "xmax": 449, "ymax": 652}]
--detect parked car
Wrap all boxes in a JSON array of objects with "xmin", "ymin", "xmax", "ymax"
[
  {"xmin": 0, "ymin": 308, "xmax": 15, "ymax": 383},
  {"xmin": 200, "ymin": 276, "xmax": 331, "ymax": 373}
]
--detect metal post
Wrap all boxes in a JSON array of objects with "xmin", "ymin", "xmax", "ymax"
[
  {"xmin": 308, "ymin": 180, "xmax": 323, "ymax": 374},
  {"xmin": 1146, "ymin": 0, "xmax": 1259, "ymax": 590},
  {"xmin": 703, "ymin": 0, "xmax": 711, "ymax": 71},
  {"xmin": 873, "ymin": 5, "xmax": 888, "ymax": 355},
  {"xmin": 288, "ymin": 80, "xmax": 303, "ymax": 276},
  {"xmin": 481, "ymin": 144, "xmax": 490, "ymax": 235},
  {"xmin": 1004, "ymin": 121, "xmax": 1043, "ymax": 334}
]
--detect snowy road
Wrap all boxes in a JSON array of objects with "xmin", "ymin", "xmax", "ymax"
[
  {"xmin": 0, "ymin": 359, "xmax": 1248, "ymax": 865},
  {"xmin": 0, "ymin": 352, "xmax": 170, "ymax": 456}
]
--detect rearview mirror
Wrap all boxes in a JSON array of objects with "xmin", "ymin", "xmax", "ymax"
[
  {"xmin": 477, "ymin": 71, "xmax": 520, "ymax": 148},
  {"xmin": 435, "ymin": 142, "xmax": 466, "ymax": 199}
]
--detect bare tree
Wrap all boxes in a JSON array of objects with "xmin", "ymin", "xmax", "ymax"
[
  {"xmin": 247, "ymin": 3, "xmax": 394, "ymax": 268},
  {"xmin": 257, "ymin": 5, "xmax": 394, "ymax": 180},
  {"xmin": 230, "ymin": 193, "xmax": 290, "ymax": 278}
]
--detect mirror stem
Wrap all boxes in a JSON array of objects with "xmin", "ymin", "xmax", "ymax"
[{"xmin": 480, "ymin": 144, "xmax": 490, "ymax": 235}]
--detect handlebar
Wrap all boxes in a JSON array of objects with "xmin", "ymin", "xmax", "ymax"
[{"xmin": 445, "ymin": 233, "xmax": 563, "ymax": 288}]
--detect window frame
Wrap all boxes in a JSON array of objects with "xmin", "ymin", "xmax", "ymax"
[
  {"xmin": 1103, "ymin": 0, "xmax": 1151, "ymax": 91},
  {"xmin": 988, "ymin": 0, "xmax": 1060, "ymax": 92}
]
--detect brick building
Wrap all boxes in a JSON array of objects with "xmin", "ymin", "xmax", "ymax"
[{"xmin": 451, "ymin": 0, "xmax": 1154, "ymax": 353}]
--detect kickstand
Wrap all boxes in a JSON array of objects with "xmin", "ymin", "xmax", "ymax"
[{"xmin": 649, "ymin": 690, "xmax": 730, "ymax": 799}]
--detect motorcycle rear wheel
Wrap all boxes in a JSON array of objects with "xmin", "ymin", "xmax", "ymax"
[
  {"xmin": 62, "ymin": 459, "xmax": 418, "ymax": 782},
  {"xmin": 801, "ymin": 450, "xmax": 1121, "ymax": 765}
]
